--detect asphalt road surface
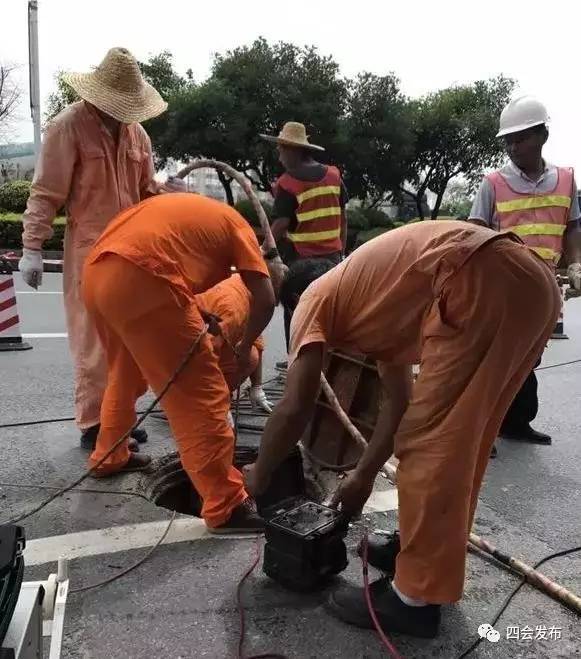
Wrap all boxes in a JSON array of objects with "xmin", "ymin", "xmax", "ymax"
[{"xmin": 1, "ymin": 273, "xmax": 580, "ymax": 658}]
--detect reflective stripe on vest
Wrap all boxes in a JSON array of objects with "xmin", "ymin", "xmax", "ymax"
[
  {"xmin": 487, "ymin": 167, "xmax": 573, "ymax": 265},
  {"xmin": 297, "ymin": 206, "xmax": 342, "ymax": 223},
  {"xmin": 529, "ymin": 246, "xmax": 560, "ymax": 261},
  {"xmin": 296, "ymin": 185, "xmax": 341, "ymax": 204},
  {"xmin": 496, "ymin": 195, "xmax": 571, "ymax": 213},
  {"xmin": 509, "ymin": 223, "xmax": 566, "ymax": 237},
  {"xmin": 287, "ymin": 228, "xmax": 342, "ymax": 242}
]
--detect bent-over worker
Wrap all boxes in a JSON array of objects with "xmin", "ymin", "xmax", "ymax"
[
  {"xmin": 83, "ymin": 193, "xmax": 275, "ymax": 533},
  {"xmin": 196, "ymin": 274, "xmax": 273, "ymax": 413},
  {"xmin": 245, "ymin": 220, "xmax": 560, "ymax": 637},
  {"xmin": 470, "ymin": 96, "xmax": 581, "ymax": 445},
  {"xmin": 19, "ymin": 47, "xmax": 183, "ymax": 451}
]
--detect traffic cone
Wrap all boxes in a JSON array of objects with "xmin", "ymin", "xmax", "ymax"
[
  {"xmin": 0, "ymin": 258, "xmax": 32, "ymax": 352},
  {"xmin": 551, "ymin": 284, "xmax": 568, "ymax": 340}
]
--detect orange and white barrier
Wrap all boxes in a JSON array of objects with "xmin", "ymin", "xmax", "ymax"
[{"xmin": 0, "ymin": 258, "xmax": 32, "ymax": 352}]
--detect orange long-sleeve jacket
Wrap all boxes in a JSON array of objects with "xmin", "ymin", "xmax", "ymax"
[{"xmin": 22, "ymin": 101, "xmax": 158, "ymax": 250}]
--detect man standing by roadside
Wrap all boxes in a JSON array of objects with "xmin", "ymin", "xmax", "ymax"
[
  {"xmin": 260, "ymin": 122, "xmax": 348, "ymax": 363},
  {"xmin": 469, "ymin": 96, "xmax": 581, "ymax": 445},
  {"xmin": 18, "ymin": 47, "xmax": 182, "ymax": 450}
]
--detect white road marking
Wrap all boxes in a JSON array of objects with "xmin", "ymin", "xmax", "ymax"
[
  {"xmin": 24, "ymin": 517, "xmax": 259, "ymax": 566},
  {"xmin": 22, "ymin": 333, "xmax": 68, "ymax": 338},
  {"xmin": 364, "ymin": 488, "xmax": 399, "ymax": 513},
  {"xmin": 24, "ymin": 487, "xmax": 399, "ymax": 567}
]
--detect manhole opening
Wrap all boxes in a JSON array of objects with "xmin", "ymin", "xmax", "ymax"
[{"xmin": 142, "ymin": 447, "xmax": 310, "ymax": 516}]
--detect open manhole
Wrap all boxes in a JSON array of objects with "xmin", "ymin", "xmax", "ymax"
[{"xmin": 139, "ymin": 447, "xmax": 319, "ymax": 517}]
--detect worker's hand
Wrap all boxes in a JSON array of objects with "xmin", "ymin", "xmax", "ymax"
[
  {"xmin": 200, "ymin": 310, "xmax": 222, "ymax": 336},
  {"xmin": 235, "ymin": 341, "xmax": 253, "ymax": 377},
  {"xmin": 568, "ymin": 262, "xmax": 581, "ymax": 291},
  {"xmin": 329, "ymin": 470, "xmax": 374, "ymax": 519},
  {"xmin": 249, "ymin": 385, "xmax": 273, "ymax": 413},
  {"xmin": 159, "ymin": 176, "xmax": 187, "ymax": 194},
  {"xmin": 243, "ymin": 462, "xmax": 271, "ymax": 497},
  {"xmin": 18, "ymin": 248, "xmax": 43, "ymax": 289}
]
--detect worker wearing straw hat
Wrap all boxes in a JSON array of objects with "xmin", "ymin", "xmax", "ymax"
[
  {"xmin": 19, "ymin": 47, "xmax": 184, "ymax": 451},
  {"xmin": 260, "ymin": 122, "xmax": 348, "ymax": 363}
]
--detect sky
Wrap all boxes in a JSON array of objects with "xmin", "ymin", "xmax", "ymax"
[{"xmin": 2, "ymin": 0, "xmax": 581, "ymax": 172}]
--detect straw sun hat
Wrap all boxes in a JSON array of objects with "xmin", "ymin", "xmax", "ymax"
[
  {"xmin": 260, "ymin": 122, "xmax": 325, "ymax": 151},
  {"xmin": 63, "ymin": 47, "xmax": 167, "ymax": 124}
]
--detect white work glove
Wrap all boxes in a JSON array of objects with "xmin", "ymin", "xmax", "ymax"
[
  {"xmin": 249, "ymin": 385, "xmax": 273, "ymax": 413},
  {"xmin": 568, "ymin": 262, "xmax": 581, "ymax": 291},
  {"xmin": 226, "ymin": 410, "xmax": 234, "ymax": 428},
  {"xmin": 18, "ymin": 248, "xmax": 43, "ymax": 289}
]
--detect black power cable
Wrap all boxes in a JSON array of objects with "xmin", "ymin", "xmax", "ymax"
[{"xmin": 457, "ymin": 544, "xmax": 581, "ymax": 658}]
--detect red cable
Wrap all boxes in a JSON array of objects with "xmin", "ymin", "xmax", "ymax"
[
  {"xmin": 237, "ymin": 538, "xmax": 287, "ymax": 659},
  {"xmin": 361, "ymin": 533, "xmax": 404, "ymax": 659}
]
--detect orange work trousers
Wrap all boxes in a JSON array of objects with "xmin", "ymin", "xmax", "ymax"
[
  {"xmin": 392, "ymin": 239, "xmax": 560, "ymax": 603},
  {"xmin": 83, "ymin": 255, "xmax": 247, "ymax": 527}
]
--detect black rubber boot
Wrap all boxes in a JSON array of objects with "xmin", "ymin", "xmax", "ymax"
[
  {"xmin": 327, "ymin": 577, "xmax": 440, "ymax": 638},
  {"xmin": 500, "ymin": 424, "xmax": 552, "ymax": 445},
  {"xmin": 357, "ymin": 532, "xmax": 400, "ymax": 576}
]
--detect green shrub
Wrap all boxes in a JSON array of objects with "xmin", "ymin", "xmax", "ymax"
[
  {"xmin": 0, "ymin": 180, "xmax": 32, "ymax": 213},
  {"xmin": 234, "ymin": 198, "xmax": 273, "ymax": 228},
  {"xmin": 354, "ymin": 226, "xmax": 391, "ymax": 247},
  {"xmin": 345, "ymin": 208, "xmax": 369, "ymax": 231},
  {"xmin": 360, "ymin": 207, "xmax": 394, "ymax": 229},
  {"xmin": 0, "ymin": 213, "xmax": 66, "ymax": 250}
]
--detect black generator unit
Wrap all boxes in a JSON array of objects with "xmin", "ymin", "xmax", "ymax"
[
  {"xmin": 0, "ymin": 526, "xmax": 25, "ymax": 647},
  {"xmin": 261, "ymin": 498, "xmax": 348, "ymax": 592}
]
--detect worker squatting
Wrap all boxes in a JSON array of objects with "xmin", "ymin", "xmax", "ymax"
[{"xmin": 18, "ymin": 47, "xmax": 581, "ymax": 638}]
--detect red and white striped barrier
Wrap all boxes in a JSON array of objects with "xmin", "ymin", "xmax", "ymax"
[
  {"xmin": 0, "ymin": 259, "xmax": 32, "ymax": 352},
  {"xmin": 551, "ymin": 284, "xmax": 568, "ymax": 340}
]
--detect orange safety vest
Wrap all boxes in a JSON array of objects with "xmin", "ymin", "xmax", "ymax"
[
  {"xmin": 487, "ymin": 167, "xmax": 573, "ymax": 265},
  {"xmin": 276, "ymin": 165, "xmax": 343, "ymax": 258}
]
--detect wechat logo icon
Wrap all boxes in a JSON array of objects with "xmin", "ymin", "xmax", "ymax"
[{"xmin": 478, "ymin": 623, "xmax": 501, "ymax": 643}]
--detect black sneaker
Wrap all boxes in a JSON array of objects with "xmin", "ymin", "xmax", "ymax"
[
  {"xmin": 327, "ymin": 577, "xmax": 440, "ymax": 638},
  {"xmin": 208, "ymin": 498, "xmax": 264, "ymax": 534},
  {"xmin": 500, "ymin": 424, "xmax": 552, "ymax": 445},
  {"xmin": 80, "ymin": 424, "xmax": 139, "ymax": 452},
  {"xmin": 490, "ymin": 443, "xmax": 498, "ymax": 458},
  {"xmin": 357, "ymin": 532, "xmax": 400, "ymax": 576}
]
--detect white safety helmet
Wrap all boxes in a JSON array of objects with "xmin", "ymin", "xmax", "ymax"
[{"xmin": 496, "ymin": 96, "xmax": 549, "ymax": 138}]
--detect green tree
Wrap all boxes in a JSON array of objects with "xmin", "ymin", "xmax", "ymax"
[
  {"xmin": 340, "ymin": 73, "xmax": 414, "ymax": 207},
  {"xmin": 208, "ymin": 38, "xmax": 348, "ymax": 194},
  {"xmin": 402, "ymin": 76, "xmax": 515, "ymax": 219},
  {"xmin": 44, "ymin": 71, "xmax": 79, "ymax": 124}
]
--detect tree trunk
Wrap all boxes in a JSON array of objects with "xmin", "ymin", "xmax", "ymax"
[
  {"xmin": 430, "ymin": 184, "xmax": 447, "ymax": 220},
  {"xmin": 217, "ymin": 170, "xmax": 235, "ymax": 206},
  {"xmin": 415, "ymin": 196, "xmax": 424, "ymax": 220}
]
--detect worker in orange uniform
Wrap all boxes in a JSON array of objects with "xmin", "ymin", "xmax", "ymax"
[
  {"xmin": 244, "ymin": 220, "xmax": 560, "ymax": 636},
  {"xmin": 470, "ymin": 96, "xmax": 581, "ymax": 445},
  {"xmin": 196, "ymin": 274, "xmax": 273, "ymax": 413},
  {"xmin": 18, "ymin": 47, "xmax": 183, "ymax": 451},
  {"xmin": 83, "ymin": 193, "xmax": 275, "ymax": 533},
  {"xmin": 260, "ymin": 122, "xmax": 347, "ymax": 364}
]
